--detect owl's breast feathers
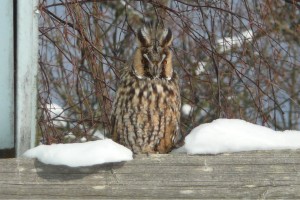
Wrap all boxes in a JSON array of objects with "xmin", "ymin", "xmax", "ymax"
[{"xmin": 111, "ymin": 70, "xmax": 181, "ymax": 154}]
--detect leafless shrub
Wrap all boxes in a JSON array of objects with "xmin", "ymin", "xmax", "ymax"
[{"xmin": 37, "ymin": 0, "xmax": 300, "ymax": 144}]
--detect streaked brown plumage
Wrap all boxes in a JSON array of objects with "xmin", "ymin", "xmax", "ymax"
[{"xmin": 111, "ymin": 23, "xmax": 181, "ymax": 154}]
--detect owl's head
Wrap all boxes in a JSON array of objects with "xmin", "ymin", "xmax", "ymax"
[{"xmin": 133, "ymin": 24, "xmax": 173, "ymax": 80}]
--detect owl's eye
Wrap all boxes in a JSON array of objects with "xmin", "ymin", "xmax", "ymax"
[{"xmin": 161, "ymin": 54, "xmax": 167, "ymax": 65}]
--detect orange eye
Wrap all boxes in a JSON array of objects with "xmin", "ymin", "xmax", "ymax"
[{"xmin": 163, "ymin": 60, "xmax": 167, "ymax": 65}]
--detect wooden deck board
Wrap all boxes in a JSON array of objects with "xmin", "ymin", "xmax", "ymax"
[{"xmin": 1, "ymin": 150, "xmax": 300, "ymax": 199}]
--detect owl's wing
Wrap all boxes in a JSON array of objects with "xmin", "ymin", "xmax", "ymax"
[
  {"xmin": 174, "ymin": 86, "xmax": 183, "ymax": 148},
  {"xmin": 110, "ymin": 113, "xmax": 119, "ymax": 142},
  {"xmin": 172, "ymin": 102, "xmax": 182, "ymax": 147}
]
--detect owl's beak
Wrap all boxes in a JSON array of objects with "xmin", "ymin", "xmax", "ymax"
[
  {"xmin": 152, "ymin": 64, "xmax": 162, "ymax": 78},
  {"xmin": 153, "ymin": 54, "xmax": 166, "ymax": 78}
]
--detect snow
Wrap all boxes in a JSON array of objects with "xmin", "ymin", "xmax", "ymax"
[
  {"xmin": 25, "ymin": 117, "xmax": 300, "ymax": 167},
  {"xmin": 182, "ymin": 104, "xmax": 192, "ymax": 116},
  {"xmin": 64, "ymin": 132, "xmax": 76, "ymax": 140},
  {"xmin": 195, "ymin": 61, "xmax": 207, "ymax": 75},
  {"xmin": 23, "ymin": 139, "xmax": 133, "ymax": 167},
  {"xmin": 46, "ymin": 103, "xmax": 67, "ymax": 128},
  {"xmin": 217, "ymin": 30, "xmax": 253, "ymax": 53},
  {"xmin": 178, "ymin": 119, "xmax": 300, "ymax": 154},
  {"xmin": 90, "ymin": 129, "xmax": 105, "ymax": 140}
]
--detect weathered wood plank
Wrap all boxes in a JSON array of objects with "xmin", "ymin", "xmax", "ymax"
[{"xmin": 1, "ymin": 150, "xmax": 300, "ymax": 199}]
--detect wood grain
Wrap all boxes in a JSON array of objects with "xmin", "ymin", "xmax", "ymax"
[{"xmin": 1, "ymin": 150, "xmax": 300, "ymax": 199}]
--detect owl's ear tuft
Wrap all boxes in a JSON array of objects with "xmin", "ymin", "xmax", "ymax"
[
  {"xmin": 160, "ymin": 28, "xmax": 173, "ymax": 47},
  {"xmin": 137, "ymin": 27, "xmax": 151, "ymax": 47}
]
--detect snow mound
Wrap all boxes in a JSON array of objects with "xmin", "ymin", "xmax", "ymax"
[
  {"xmin": 180, "ymin": 119, "xmax": 300, "ymax": 154},
  {"xmin": 23, "ymin": 139, "xmax": 133, "ymax": 167}
]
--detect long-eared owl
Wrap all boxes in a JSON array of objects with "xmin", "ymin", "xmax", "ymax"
[{"xmin": 111, "ymin": 23, "xmax": 181, "ymax": 154}]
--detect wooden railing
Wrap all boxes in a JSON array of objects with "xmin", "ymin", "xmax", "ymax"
[{"xmin": 1, "ymin": 150, "xmax": 300, "ymax": 199}]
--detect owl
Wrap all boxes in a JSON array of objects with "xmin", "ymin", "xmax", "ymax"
[{"xmin": 111, "ymin": 24, "xmax": 181, "ymax": 154}]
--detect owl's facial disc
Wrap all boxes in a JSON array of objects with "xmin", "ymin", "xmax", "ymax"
[
  {"xmin": 134, "ymin": 26, "xmax": 173, "ymax": 80},
  {"xmin": 143, "ymin": 53, "xmax": 166, "ymax": 78}
]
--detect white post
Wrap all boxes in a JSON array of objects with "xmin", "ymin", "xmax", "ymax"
[{"xmin": 16, "ymin": 0, "xmax": 39, "ymax": 156}]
